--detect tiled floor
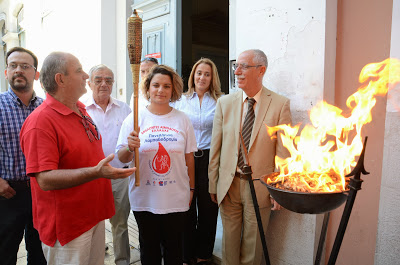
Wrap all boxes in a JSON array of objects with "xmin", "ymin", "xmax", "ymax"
[{"xmin": 17, "ymin": 212, "xmax": 223, "ymax": 265}]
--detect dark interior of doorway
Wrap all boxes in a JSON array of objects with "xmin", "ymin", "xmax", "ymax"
[{"xmin": 181, "ymin": 0, "xmax": 229, "ymax": 94}]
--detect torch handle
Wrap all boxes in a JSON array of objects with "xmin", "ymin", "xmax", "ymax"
[
  {"xmin": 133, "ymin": 81, "xmax": 140, "ymax": 186},
  {"xmin": 130, "ymin": 64, "xmax": 140, "ymax": 186}
]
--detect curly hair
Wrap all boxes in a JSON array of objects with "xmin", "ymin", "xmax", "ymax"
[{"xmin": 140, "ymin": 65, "xmax": 183, "ymax": 103}]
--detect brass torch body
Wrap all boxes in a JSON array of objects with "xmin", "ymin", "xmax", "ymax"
[{"xmin": 127, "ymin": 11, "xmax": 142, "ymax": 186}]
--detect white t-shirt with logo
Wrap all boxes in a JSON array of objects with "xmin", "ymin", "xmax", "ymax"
[{"xmin": 116, "ymin": 107, "xmax": 197, "ymax": 214}]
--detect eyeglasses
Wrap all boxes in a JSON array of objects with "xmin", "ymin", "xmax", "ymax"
[
  {"xmin": 232, "ymin": 63, "xmax": 262, "ymax": 71},
  {"xmin": 93, "ymin": 78, "xmax": 114, "ymax": 86},
  {"xmin": 7, "ymin": 63, "xmax": 36, "ymax": 71},
  {"xmin": 81, "ymin": 114, "xmax": 100, "ymax": 142}
]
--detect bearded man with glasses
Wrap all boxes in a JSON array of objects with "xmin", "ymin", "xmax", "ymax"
[
  {"xmin": 85, "ymin": 64, "xmax": 132, "ymax": 265},
  {"xmin": 20, "ymin": 52, "xmax": 135, "ymax": 265},
  {"xmin": 0, "ymin": 47, "xmax": 46, "ymax": 265}
]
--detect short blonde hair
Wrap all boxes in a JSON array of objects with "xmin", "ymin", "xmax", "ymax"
[
  {"xmin": 186, "ymin": 58, "xmax": 223, "ymax": 101},
  {"xmin": 140, "ymin": 65, "xmax": 183, "ymax": 102}
]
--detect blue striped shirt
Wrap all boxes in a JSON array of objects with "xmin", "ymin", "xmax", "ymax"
[{"xmin": 0, "ymin": 88, "xmax": 43, "ymax": 181}]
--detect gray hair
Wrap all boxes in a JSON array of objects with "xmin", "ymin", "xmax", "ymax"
[
  {"xmin": 88, "ymin": 64, "xmax": 114, "ymax": 81},
  {"xmin": 250, "ymin": 49, "xmax": 268, "ymax": 70},
  {"xmin": 40, "ymin": 52, "xmax": 69, "ymax": 94}
]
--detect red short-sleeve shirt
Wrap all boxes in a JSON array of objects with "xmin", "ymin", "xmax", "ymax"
[{"xmin": 20, "ymin": 94, "xmax": 115, "ymax": 246}]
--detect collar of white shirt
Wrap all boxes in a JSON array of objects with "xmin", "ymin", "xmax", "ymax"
[
  {"xmin": 189, "ymin": 90, "xmax": 211, "ymax": 99},
  {"xmin": 242, "ymin": 88, "xmax": 262, "ymax": 104}
]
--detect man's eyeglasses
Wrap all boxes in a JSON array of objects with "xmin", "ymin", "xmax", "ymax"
[
  {"xmin": 7, "ymin": 63, "xmax": 36, "ymax": 71},
  {"xmin": 232, "ymin": 63, "xmax": 262, "ymax": 71},
  {"xmin": 93, "ymin": 79, "xmax": 114, "ymax": 86},
  {"xmin": 81, "ymin": 114, "xmax": 100, "ymax": 142}
]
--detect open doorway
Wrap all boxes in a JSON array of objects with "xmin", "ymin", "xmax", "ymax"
[{"xmin": 179, "ymin": 0, "xmax": 229, "ymax": 94}]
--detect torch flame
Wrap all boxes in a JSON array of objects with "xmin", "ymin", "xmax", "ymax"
[{"xmin": 267, "ymin": 58, "xmax": 400, "ymax": 192}]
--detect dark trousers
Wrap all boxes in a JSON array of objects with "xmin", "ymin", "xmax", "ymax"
[
  {"xmin": 0, "ymin": 180, "xmax": 46, "ymax": 265},
  {"xmin": 183, "ymin": 149, "xmax": 219, "ymax": 261},
  {"xmin": 133, "ymin": 211, "xmax": 185, "ymax": 265}
]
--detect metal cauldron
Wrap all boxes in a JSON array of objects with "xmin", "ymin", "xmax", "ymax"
[{"xmin": 260, "ymin": 173, "xmax": 348, "ymax": 214}]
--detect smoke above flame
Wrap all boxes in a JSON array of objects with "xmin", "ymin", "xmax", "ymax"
[{"xmin": 267, "ymin": 58, "xmax": 400, "ymax": 192}]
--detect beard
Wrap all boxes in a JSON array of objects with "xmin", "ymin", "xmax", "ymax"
[{"xmin": 9, "ymin": 74, "xmax": 31, "ymax": 92}]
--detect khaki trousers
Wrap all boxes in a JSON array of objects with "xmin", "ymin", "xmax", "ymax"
[
  {"xmin": 42, "ymin": 220, "xmax": 105, "ymax": 265},
  {"xmin": 220, "ymin": 177, "xmax": 271, "ymax": 265},
  {"xmin": 109, "ymin": 178, "xmax": 131, "ymax": 265}
]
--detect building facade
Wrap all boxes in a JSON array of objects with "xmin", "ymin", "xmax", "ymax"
[{"xmin": 1, "ymin": 0, "xmax": 399, "ymax": 264}]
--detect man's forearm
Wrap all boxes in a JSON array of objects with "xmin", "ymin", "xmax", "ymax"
[{"xmin": 35, "ymin": 167, "xmax": 98, "ymax": 191}]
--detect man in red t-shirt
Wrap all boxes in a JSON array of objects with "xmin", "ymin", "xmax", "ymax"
[{"xmin": 20, "ymin": 52, "xmax": 135, "ymax": 265}]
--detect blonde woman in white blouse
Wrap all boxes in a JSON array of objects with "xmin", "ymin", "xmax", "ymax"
[{"xmin": 174, "ymin": 58, "xmax": 223, "ymax": 265}]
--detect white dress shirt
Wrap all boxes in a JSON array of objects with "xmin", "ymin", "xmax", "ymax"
[
  {"xmin": 85, "ymin": 96, "xmax": 132, "ymax": 168},
  {"xmin": 129, "ymin": 90, "xmax": 149, "ymax": 112},
  {"xmin": 173, "ymin": 91, "xmax": 217, "ymax": 150}
]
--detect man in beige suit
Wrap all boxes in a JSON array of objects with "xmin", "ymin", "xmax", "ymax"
[{"xmin": 208, "ymin": 49, "xmax": 291, "ymax": 265}]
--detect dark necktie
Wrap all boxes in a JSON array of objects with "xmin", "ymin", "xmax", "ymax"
[{"xmin": 238, "ymin": 97, "xmax": 256, "ymax": 170}]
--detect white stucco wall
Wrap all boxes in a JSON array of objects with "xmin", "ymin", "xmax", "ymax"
[
  {"xmin": 231, "ymin": 1, "xmax": 335, "ymax": 264},
  {"xmin": 375, "ymin": 0, "xmax": 400, "ymax": 264},
  {"xmin": 233, "ymin": 1, "xmax": 329, "ymax": 112},
  {"xmin": 23, "ymin": 0, "xmax": 103, "ymax": 99}
]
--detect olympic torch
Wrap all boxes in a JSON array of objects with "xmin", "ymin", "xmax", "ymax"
[{"xmin": 127, "ymin": 9, "xmax": 142, "ymax": 186}]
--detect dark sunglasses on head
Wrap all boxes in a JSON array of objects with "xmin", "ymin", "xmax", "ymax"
[{"xmin": 141, "ymin": 57, "xmax": 159, "ymax": 64}]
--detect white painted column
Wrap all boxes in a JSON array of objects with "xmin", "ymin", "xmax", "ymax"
[
  {"xmin": 2, "ymin": 32, "xmax": 18, "ymax": 48},
  {"xmin": 115, "ymin": 0, "xmax": 132, "ymax": 103},
  {"xmin": 2, "ymin": 1, "xmax": 19, "ymax": 48},
  {"xmin": 101, "ymin": 0, "xmax": 117, "ymax": 98}
]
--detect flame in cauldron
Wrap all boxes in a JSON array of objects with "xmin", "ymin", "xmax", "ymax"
[{"xmin": 267, "ymin": 58, "xmax": 400, "ymax": 192}]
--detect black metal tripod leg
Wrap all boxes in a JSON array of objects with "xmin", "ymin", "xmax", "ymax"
[
  {"xmin": 314, "ymin": 212, "xmax": 330, "ymax": 265},
  {"xmin": 247, "ymin": 177, "xmax": 271, "ymax": 265},
  {"xmin": 327, "ymin": 185, "xmax": 360, "ymax": 265}
]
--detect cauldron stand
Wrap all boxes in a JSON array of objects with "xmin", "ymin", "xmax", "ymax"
[{"xmin": 241, "ymin": 137, "xmax": 369, "ymax": 265}]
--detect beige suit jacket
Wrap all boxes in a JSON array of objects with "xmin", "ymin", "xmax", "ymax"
[{"xmin": 208, "ymin": 86, "xmax": 292, "ymax": 207}]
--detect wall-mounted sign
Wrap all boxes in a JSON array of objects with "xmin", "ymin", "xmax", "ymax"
[{"xmin": 145, "ymin": 52, "xmax": 161, "ymax": 58}]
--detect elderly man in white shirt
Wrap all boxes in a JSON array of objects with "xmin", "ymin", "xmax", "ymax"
[{"xmin": 85, "ymin": 64, "xmax": 132, "ymax": 265}]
